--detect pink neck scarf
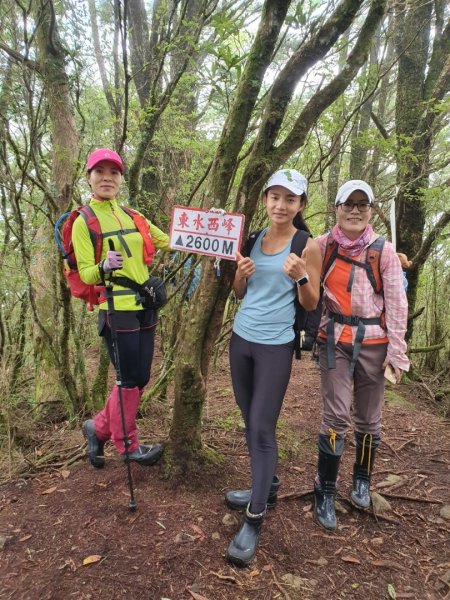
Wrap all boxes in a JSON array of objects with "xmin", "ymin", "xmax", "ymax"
[{"xmin": 331, "ymin": 224, "xmax": 373, "ymax": 256}]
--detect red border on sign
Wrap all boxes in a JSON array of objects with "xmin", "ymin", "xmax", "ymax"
[{"xmin": 169, "ymin": 205, "xmax": 245, "ymax": 261}]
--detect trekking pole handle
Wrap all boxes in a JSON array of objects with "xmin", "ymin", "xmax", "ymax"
[{"xmin": 102, "ymin": 239, "xmax": 123, "ymax": 274}]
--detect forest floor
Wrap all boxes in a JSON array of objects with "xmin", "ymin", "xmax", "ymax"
[{"xmin": 1, "ymin": 347, "xmax": 449, "ymax": 600}]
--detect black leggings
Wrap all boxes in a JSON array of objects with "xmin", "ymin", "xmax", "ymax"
[
  {"xmin": 229, "ymin": 332, "xmax": 294, "ymax": 513},
  {"xmin": 99, "ymin": 309, "xmax": 156, "ymax": 389}
]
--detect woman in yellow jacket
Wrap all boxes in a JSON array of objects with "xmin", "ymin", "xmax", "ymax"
[{"xmin": 73, "ymin": 148, "xmax": 170, "ymax": 468}]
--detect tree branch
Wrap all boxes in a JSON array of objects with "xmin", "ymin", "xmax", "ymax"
[
  {"xmin": 424, "ymin": 18, "xmax": 450, "ymax": 100},
  {"xmin": 255, "ymin": 0, "xmax": 366, "ymax": 157},
  {"xmin": 206, "ymin": 0, "xmax": 291, "ymax": 203},
  {"xmin": 409, "ymin": 344, "xmax": 445, "ymax": 354},
  {"xmin": 87, "ymin": 0, "xmax": 116, "ymax": 114},
  {"xmin": 410, "ymin": 209, "xmax": 450, "ymax": 268},
  {"xmin": 370, "ymin": 110, "xmax": 390, "ymax": 139},
  {"xmin": 0, "ymin": 41, "xmax": 39, "ymax": 71},
  {"xmin": 277, "ymin": 0, "xmax": 387, "ymax": 164}
]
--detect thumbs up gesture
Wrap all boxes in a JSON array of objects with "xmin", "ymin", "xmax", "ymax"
[
  {"xmin": 235, "ymin": 250, "xmax": 256, "ymax": 280},
  {"xmin": 284, "ymin": 246, "xmax": 308, "ymax": 280}
]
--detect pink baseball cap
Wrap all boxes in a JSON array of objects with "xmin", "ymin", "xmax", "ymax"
[{"xmin": 86, "ymin": 148, "xmax": 124, "ymax": 173}]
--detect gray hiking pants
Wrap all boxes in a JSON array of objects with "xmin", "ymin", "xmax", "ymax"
[{"xmin": 318, "ymin": 340, "xmax": 388, "ymax": 437}]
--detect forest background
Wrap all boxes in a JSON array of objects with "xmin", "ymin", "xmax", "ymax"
[{"xmin": 0, "ymin": 0, "xmax": 449, "ymax": 479}]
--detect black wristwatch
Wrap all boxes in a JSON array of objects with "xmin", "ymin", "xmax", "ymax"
[{"xmin": 296, "ymin": 273, "xmax": 309, "ymax": 286}]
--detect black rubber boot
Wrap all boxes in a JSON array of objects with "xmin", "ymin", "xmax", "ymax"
[
  {"xmin": 226, "ymin": 506, "xmax": 265, "ymax": 567},
  {"xmin": 225, "ymin": 475, "xmax": 280, "ymax": 511},
  {"xmin": 123, "ymin": 443, "xmax": 164, "ymax": 466},
  {"xmin": 314, "ymin": 476, "xmax": 337, "ymax": 530},
  {"xmin": 351, "ymin": 432, "xmax": 380, "ymax": 509},
  {"xmin": 82, "ymin": 419, "xmax": 105, "ymax": 469},
  {"xmin": 314, "ymin": 431, "xmax": 343, "ymax": 531}
]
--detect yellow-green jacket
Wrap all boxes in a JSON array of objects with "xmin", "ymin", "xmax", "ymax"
[{"xmin": 72, "ymin": 198, "xmax": 169, "ymax": 311}]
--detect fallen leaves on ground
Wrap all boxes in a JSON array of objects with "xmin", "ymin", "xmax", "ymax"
[{"xmin": 82, "ymin": 554, "xmax": 102, "ymax": 566}]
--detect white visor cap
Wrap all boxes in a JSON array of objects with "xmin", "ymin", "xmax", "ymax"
[
  {"xmin": 264, "ymin": 169, "xmax": 308, "ymax": 196},
  {"xmin": 335, "ymin": 180, "xmax": 374, "ymax": 206}
]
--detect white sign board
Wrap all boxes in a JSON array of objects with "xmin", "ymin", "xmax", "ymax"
[{"xmin": 169, "ymin": 206, "xmax": 245, "ymax": 261}]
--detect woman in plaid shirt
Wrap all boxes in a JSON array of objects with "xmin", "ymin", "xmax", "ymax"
[{"xmin": 313, "ymin": 180, "xmax": 409, "ymax": 530}]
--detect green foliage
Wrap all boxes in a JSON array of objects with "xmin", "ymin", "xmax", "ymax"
[
  {"xmin": 410, "ymin": 247, "xmax": 450, "ymax": 375},
  {"xmin": 212, "ymin": 407, "xmax": 242, "ymax": 433},
  {"xmin": 0, "ymin": 0, "xmax": 449, "ymax": 443},
  {"xmin": 387, "ymin": 583, "xmax": 396, "ymax": 599},
  {"xmin": 384, "ymin": 389, "xmax": 416, "ymax": 411}
]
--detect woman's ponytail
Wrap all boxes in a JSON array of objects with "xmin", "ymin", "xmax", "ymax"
[{"xmin": 292, "ymin": 193, "xmax": 311, "ymax": 233}]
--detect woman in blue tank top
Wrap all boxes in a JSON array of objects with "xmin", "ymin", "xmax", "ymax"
[{"xmin": 225, "ymin": 169, "xmax": 322, "ymax": 567}]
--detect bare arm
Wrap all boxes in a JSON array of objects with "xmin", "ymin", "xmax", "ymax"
[
  {"xmin": 283, "ymin": 238, "xmax": 321, "ymax": 311},
  {"xmin": 233, "ymin": 250, "xmax": 256, "ymax": 299}
]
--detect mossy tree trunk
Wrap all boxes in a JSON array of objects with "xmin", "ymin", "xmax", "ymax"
[
  {"xmin": 30, "ymin": 0, "xmax": 80, "ymax": 414},
  {"xmin": 394, "ymin": 1, "xmax": 450, "ymax": 331},
  {"xmin": 169, "ymin": 0, "xmax": 387, "ymax": 476},
  {"xmin": 169, "ymin": 0, "xmax": 292, "ymax": 474}
]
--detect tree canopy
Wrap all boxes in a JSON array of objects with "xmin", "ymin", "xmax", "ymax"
[{"xmin": 0, "ymin": 0, "xmax": 449, "ymax": 473}]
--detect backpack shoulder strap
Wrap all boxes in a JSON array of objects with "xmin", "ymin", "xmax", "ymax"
[
  {"xmin": 365, "ymin": 236, "xmax": 385, "ymax": 294},
  {"xmin": 290, "ymin": 230, "xmax": 311, "ymax": 360},
  {"xmin": 77, "ymin": 205, "xmax": 103, "ymax": 263},
  {"xmin": 121, "ymin": 205, "xmax": 136, "ymax": 218},
  {"xmin": 321, "ymin": 233, "xmax": 339, "ymax": 280},
  {"xmin": 290, "ymin": 229, "xmax": 310, "ymax": 257},
  {"xmin": 120, "ymin": 205, "xmax": 155, "ymax": 266},
  {"xmin": 243, "ymin": 229, "xmax": 263, "ymax": 258}
]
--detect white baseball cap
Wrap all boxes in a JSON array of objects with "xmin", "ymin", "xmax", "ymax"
[
  {"xmin": 264, "ymin": 169, "xmax": 308, "ymax": 196},
  {"xmin": 335, "ymin": 180, "xmax": 374, "ymax": 206}
]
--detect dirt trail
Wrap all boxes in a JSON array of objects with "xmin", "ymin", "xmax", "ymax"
[{"xmin": 1, "ymin": 354, "xmax": 449, "ymax": 600}]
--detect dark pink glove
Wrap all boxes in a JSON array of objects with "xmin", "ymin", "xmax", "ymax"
[{"xmin": 103, "ymin": 250, "xmax": 123, "ymax": 273}]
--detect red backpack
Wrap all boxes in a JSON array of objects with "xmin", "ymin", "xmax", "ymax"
[{"xmin": 55, "ymin": 205, "xmax": 155, "ymax": 310}]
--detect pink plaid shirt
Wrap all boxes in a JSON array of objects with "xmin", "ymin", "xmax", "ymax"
[{"xmin": 316, "ymin": 232, "xmax": 410, "ymax": 372}]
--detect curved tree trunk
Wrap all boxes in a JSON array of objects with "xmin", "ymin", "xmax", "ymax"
[
  {"xmin": 169, "ymin": 0, "xmax": 387, "ymax": 476},
  {"xmin": 394, "ymin": 1, "xmax": 450, "ymax": 333},
  {"xmin": 168, "ymin": 0, "xmax": 291, "ymax": 475}
]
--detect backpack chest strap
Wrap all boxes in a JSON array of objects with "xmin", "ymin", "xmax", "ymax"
[
  {"xmin": 334, "ymin": 254, "xmax": 372, "ymax": 293},
  {"xmin": 326, "ymin": 311, "xmax": 382, "ymax": 375},
  {"xmin": 101, "ymin": 228, "xmax": 138, "ymax": 258}
]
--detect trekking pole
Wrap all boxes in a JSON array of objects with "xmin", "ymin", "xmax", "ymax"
[{"xmin": 105, "ymin": 240, "xmax": 137, "ymax": 511}]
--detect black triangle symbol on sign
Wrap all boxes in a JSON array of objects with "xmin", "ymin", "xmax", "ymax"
[{"xmin": 175, "ymin": 235, "xmax": 183, "ymax": 246}]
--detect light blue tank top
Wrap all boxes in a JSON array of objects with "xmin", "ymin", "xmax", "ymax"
[{"xmin": 233, "ymin": 229, "xmax": 296, "ymax": 344}]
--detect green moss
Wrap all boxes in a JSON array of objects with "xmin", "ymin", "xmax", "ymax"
[
  {"xmin": 212, "ymin": 407, "xmax": 242, "ymax": 432},
  {"xmin": 215, "ymin": 387, "xmax": 234, "ymax": 398},
  {"xmin": 161, "ymin": 441, "xmax": 223, "ymax": 481},
  {"xmin": 384, "ymin": 388, "xmax": 416, "ymax": 410},
  {"xmin": 277, "ymin": 417, "xmax": 315, "ymax": 462}
]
